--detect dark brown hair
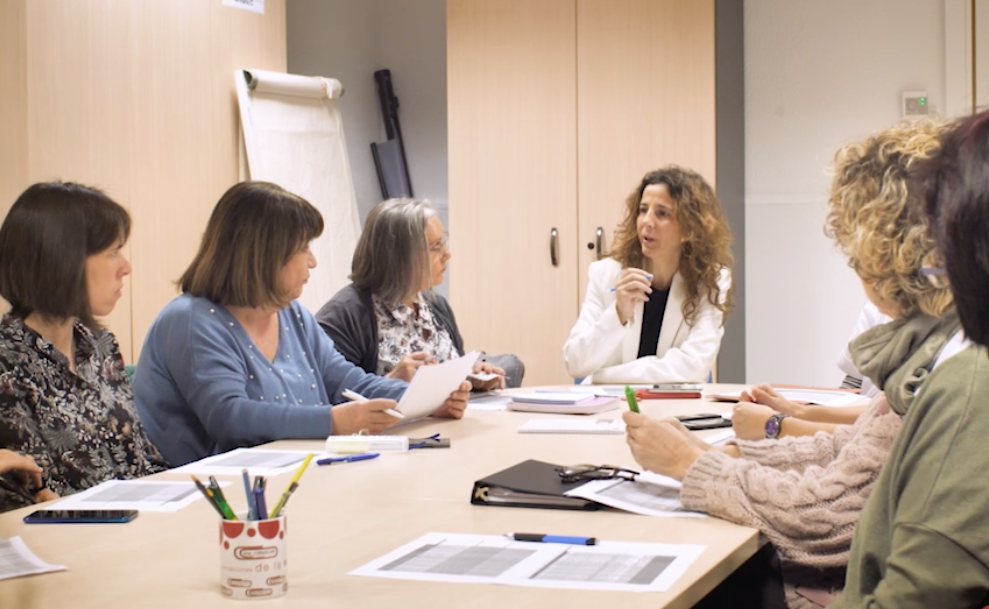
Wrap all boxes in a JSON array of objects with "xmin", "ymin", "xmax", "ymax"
[
  {"xmin": 915, "ymin": 110, "xmax": 989, "ymax": 348},
  {"xmin": 180, "ymin": 182, "xmax": 323, "ymax": 308},
  {"xmin": 0, "ymin": 181, "xmax": 130, "ymax": 328},
  {"xmin": 608, "ymin": 166, "xmax": 734, "ymax": 325}
]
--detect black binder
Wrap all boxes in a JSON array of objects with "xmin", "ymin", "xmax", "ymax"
[{"xmin": 470, "ymin": 459, "xmax": 599, "ymax": 511}]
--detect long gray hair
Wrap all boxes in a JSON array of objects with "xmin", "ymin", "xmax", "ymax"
[{"xmin": 350, "ymin": 198, "xmax": 436, "ymax": 306}]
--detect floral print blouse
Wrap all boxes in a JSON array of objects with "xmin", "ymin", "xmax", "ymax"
[
  {"xmin": 0, "ymin": 313, "xmax": 167, "ymax": 512},
  {"xmin": 373, "ymin": 292, "xmax": 459, "ymax": 376}
]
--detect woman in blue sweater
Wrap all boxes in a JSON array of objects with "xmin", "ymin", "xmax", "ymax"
[{"xmin": 134, "ymin": 182, "xmax": 469, "ymax": 466}]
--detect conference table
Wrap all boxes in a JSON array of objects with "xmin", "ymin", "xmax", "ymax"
[{"xmin": 0, "ymin": 384, "xmax": 761, "ymax": 609}]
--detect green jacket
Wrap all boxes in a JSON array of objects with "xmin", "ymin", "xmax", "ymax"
[{"xmin": 832, "ymin": 345, "xmax": 989, "ymax": 608}]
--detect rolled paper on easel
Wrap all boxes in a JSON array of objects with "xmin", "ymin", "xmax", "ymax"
[{"xmin": 243, "ymin": 69, "xmax": 344, "ymax": 100}]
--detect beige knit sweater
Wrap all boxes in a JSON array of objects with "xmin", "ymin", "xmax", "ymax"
[{"xmin": 679, "ymin": 396, "xmax": 900, "ymax": 609}]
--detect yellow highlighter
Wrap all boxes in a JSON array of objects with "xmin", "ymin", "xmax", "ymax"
[{"xmin": 269, "ymin": 452, "xmax": 313, "ymax": 518}]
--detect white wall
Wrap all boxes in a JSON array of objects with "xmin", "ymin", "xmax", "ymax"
[
  {"xmin": 286, "ymin": 0, "xmax": 449, "ymax": 294},
  {"xmin": 744, "ymin": 0, "xmax": 953, "ymax": 385}
]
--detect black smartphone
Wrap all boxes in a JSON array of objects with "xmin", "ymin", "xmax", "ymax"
[
  {"xmin": 681, "ymin": 417, "xmax": 732, "ymax": 431},
  {"xmin": 23, "ymin": 509, "xmax": 139, "ymax": 524},
  {"xmin": 675, "ymin": 413, "xmax": 724, "ymax": 422}
]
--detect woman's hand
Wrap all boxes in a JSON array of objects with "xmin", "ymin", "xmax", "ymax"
[
  {"xmin": 731, "ymin": 402, "xmax": 778, "ymax": 440},
  {"xmin": 623, "ymin": 411, "xmax": 704, "ymax": 481},
  {"xmin": 386, "ymin": 352, "xmax": 436, "ymax": 382},
  {"xmin": 470, "ymin": 360, "xmax": 505, "ymax": 391},
  {"xmin": 614, "ymin": 267, "xmax": 653, "ymax": 325},
  {"xmin": 431, "ymin": 381, "xmax": 471, "ymax": 419},
  {"xmin": 0, "ymin": 449, "xmax": 56, "ymax": 502},
  {"xmin": 330, "ymin": 399, "xmax": 402, "ymax": 435},
  {"xmin": 743, "ymin": 383, "xmax": 806, "ymax": 417}
]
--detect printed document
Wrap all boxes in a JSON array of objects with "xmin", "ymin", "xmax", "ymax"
[
  {"xmin": 566, "ymin": 472, "xmax": 704, "ymax": 518},
  {"xmin": 51, "ymin": 480, "xmax": 221, "ymax": 512},
  {"xmin": 350, "ymin": 532, "xmax": 705, "ymax": 592},
  {"xmin": 0, "ymin": 537, "xmax": 65, "ymax": 581},
  {"xmin": 397, "ymin": 351, "xmax": 480, "ymax": 418},
  {"xmin": 174, "ymin": 448, "xmax": 327, "ymax": 477}
]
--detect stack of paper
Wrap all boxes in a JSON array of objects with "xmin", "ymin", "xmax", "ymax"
[{"xmin": 507, "ymin": 393, "xmax": 620, "ymax": 415}]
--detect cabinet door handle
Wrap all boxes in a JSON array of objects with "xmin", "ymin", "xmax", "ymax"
[
  {"xmin": 595, "ymin": 227, "xmax": 604, "ymax": 260},
  {"xmin": 550, "ymin": 228, "xmax": 559, "ymax": 267}
]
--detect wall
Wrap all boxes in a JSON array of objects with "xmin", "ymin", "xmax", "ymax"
[
  {"xmin": 744, "ymin": 0, "xmax": 956, "ymax": 385},
  {"xmin": 286, "ymin": 0, "xmax": 449, "ymax": 295},
  {"xmin": 0, "ymin": 0, "xmax": 286, "ymax": 362}
]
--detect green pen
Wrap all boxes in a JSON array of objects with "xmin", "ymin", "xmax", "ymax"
[
  {"xmin": 208, "ymin": 477, "xmax": 238, "ymax": 521},
  {"xmin": 624, "ymin": 385, "xmax": 640, "ymax": 413}
]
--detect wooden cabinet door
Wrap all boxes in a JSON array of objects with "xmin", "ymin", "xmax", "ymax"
[
  {"xmin": 576, "ymin": 0, "xmax": 716, "ymax": 301},
  {"xmin": 448, "ymin": 0, "xmax": 579, "ymax": 386}
]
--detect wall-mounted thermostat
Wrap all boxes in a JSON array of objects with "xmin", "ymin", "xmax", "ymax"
[{"xmin": 902, "ymin": 90, "xmax": 930, "ymax": 117}]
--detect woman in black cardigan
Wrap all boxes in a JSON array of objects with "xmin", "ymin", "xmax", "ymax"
[{"xmin": 316, "ymin": 198, "xmax": 524, "ymax": 388}]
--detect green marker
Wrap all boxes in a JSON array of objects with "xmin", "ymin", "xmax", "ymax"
[{"xmin": 624, "ymin": 385, "xmax": 640, "ymax": 413}]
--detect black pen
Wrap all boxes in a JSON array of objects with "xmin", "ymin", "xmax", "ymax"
[{"xmin": 507, "ymin": 533, "xmax": 598, "ymax": 546}]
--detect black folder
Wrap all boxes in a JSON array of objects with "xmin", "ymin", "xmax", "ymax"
[{"xmin": 470, "ymin": 459, "xmax": 599, "ymax": 511}]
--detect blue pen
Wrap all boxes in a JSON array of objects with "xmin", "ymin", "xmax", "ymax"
[
  {"xmin": 317, "ymin": 452, "xmax": 380, "ymax": 465},
  {"xmin": 241, "ymin": 469, "xmax": 255, "ymax": 520},
  {"xmin": 253, "ymin": 476, "xmax": 267, "ymax": 520},
  {"xmin": 508, "ymin": 533, "xmax": 598, "ymax": 546}
]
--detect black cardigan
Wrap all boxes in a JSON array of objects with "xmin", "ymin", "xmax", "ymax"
[{"xmin": 315, "ymin": 284, "xmax": 465, "ymax": 374}]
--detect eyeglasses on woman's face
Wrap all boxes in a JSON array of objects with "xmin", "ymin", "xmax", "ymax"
[
  {"xmin": 919, "ymin": 266, "xmax": 949, "ymax": 289},
  {"xmin": 555, "ymin": 464, "xmax": 640, "ymax": 483}
]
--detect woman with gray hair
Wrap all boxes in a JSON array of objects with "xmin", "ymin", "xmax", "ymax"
[{"xmin": 317, "ymin": 198, "xmax": 523, "ymax": 388}]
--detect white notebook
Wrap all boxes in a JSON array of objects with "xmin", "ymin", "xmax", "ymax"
[{"xmin": 517, "ymin": 418, "xmax": 626, "ymax": 435}]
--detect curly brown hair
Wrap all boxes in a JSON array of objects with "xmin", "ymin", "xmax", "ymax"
[
  {"xmin": 608, "ymin": 166, "xmax": 734, "ymax": 325},
  {"xmin": 825, "ymin": 120, "xmax": 952, "ymax": 317}
]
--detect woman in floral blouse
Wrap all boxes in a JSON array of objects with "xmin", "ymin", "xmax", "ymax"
[{"xmin": 0, "ymin": 182, "xmax": 167, "ymax": 512}]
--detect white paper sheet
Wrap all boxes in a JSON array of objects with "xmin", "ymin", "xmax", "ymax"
[
  {"xmin": 349, "ymin": 532, "xmax": 705, "ymax": 592},
  {"xmin": 51, "ymin": 480, "xmax": 221, "ymax": 512},
  {"xmin": 703, "ymin": 429, "xmax": 736, "ymax": 445},
  {"xmin": 467, "ymin": 391, "xmax": 511, "ymax": 410},
  {"xmin": 774, "ymin": 389, "xmax": 870, "ymax": 407},
  {"xmin": 173, "ymin": 449, "xmax": 327, "ymax": 477},
  {"xmin": 396, "ymin": 352, "xmax": 480, "ymax": 419},
  {"xmin": 0, "ymin": 537, "xmax": 66, "ymax": 581},
  {"xmin": 566, "ymin": 474, "xmax": 705, "ymax": 518}
]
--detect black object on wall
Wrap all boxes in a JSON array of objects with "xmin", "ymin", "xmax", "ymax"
[{"xmin": 371, "ymin": 69, "xmax": 413, "ymax": 199}]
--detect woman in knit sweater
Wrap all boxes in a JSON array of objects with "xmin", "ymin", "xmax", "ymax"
[
  {"xmin": 622, "ymin": 120, "xmax": 956, "ymax": 609},
  {"xmin": 831, "ymin": 110, "xmax": 989, "ymax": 608}
]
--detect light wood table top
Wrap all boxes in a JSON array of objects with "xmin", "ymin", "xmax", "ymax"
[{"xmin": 0, "ymin": 384, "xmax": 759, "ymax": 609}]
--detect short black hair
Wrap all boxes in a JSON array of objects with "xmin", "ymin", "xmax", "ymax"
[
  {"xmin": 915, "ymin": 109, "xmax": 989, "ymax": 349},
  {"xmin": 180, "ymin": 181, "xmax": 324, "ymax": 308},
  {"xmin": 0, "ymin": 181, "xmax": 131, "ymax": 328}
]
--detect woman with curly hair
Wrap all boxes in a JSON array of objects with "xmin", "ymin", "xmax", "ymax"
[
  {"xmin": 563, "ymin": 166, "xmax": 734, "ymax": 383},
  {"xmin": 623, "ymin": 121, "xmax": 958, "ymax": 608}
]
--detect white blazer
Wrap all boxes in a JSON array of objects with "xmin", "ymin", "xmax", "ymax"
[{"xmin": 563, "ymin": 258, "xmax": 731, "ymax": 383}]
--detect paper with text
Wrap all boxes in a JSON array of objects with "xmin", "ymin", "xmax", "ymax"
[
  {"xmin": 350, "ymin": 532, "xmax": 705, "ymax": 592},
  {"xmin": 0, "ymin": 537, "xmax": 66, "ymax": 581}
]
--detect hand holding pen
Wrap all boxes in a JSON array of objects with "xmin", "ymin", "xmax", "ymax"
[
  {"xmin": 330, "ymin": 389, "xmax": 403, "ymax": 435},
  {"xmin": 611, "ymin": 268, "xmax": 653, "ymax": 325},
  {"xmin": 0, "ymin": 450, "xmax": 55, "ymax": 503}
]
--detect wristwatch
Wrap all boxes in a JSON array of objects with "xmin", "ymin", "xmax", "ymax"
[{"xmin": 764, "ymin": 413, "xmax": 789, "ymax": 439}]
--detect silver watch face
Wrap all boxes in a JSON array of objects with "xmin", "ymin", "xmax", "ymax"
[{"xmin": 765, "ymin": 416, "xmax": 781, "ymax": 438}]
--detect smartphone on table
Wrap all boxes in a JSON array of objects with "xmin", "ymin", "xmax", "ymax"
[
  {"xmin": 23, "ymin": 509, "xmax": 139, "ymax": 524},
  {"xmin": 675, "ymin": 413, "xmax": 732, "ymax": 431}
]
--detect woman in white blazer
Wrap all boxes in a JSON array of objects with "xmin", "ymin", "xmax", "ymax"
[{"xmin": 563, "ymin": 166, "xmax": 734, "ymax": 384}]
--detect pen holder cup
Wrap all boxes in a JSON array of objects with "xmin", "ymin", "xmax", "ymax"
[{"xmin": 219, "ymin": 515, "xmax": 287, "ymax": 599}]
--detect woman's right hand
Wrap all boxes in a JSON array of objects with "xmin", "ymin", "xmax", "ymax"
[
  {"xmin": 385, "ymin": 352, "xmax": 436, "ymax": 382},
  {"xmin": 330, "ymin": 399, "xmax": 401, "ymax": 435},
  {"xmin": 614, "ymin": 267, "xmax": 653, "ymax": 325},
  {"xmin": 743, "ymin": 383, "xmax": 806, "ymax": 418}
]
